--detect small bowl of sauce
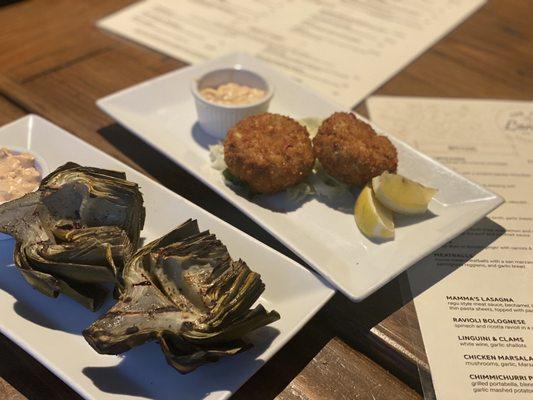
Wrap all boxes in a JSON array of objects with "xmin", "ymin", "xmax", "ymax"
[
  {"xmin": 192, "ymin": 68, "xmax": 274, "ymax": 139},
  {"xmin": 0, "ymin": 147, "xmax": 46, "ymax": 241}
]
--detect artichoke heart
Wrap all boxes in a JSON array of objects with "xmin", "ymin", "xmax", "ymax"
[
  {"xmin": 83, "ymin": 219, "xmax": 280, "ymax": 373},
  {"xmin": 0, "ymin": 163, "xmax": 145, "ymax": 310}
]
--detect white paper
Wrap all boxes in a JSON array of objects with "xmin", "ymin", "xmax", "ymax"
[
  {"xmin": 368, "ymin": 96, "xmax": 533, "ymax": 399},
  {"xmin": 98, "ymin": 0, "xmax": 485, "ymax": 108}
]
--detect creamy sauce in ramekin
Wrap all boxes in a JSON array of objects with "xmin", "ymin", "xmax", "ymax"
[
  {"xmin": 200, "ymin": 82, "xmax": 266, "ymax": 105},
  {"xmin": 0, "ymin": 148, "xmax": 41, "ymax": 202}
]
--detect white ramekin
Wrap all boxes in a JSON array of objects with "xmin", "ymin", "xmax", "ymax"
[{"xmin": 191, "ymin": 68, "xmax": 274, "ymax": 139}]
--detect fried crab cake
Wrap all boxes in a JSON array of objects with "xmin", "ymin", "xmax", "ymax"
[
  {"xmin": 223, "ymin": 113, "xmax": 315, "ymax": 194},
  {"xmin": 313, "ymin": 112, "xmax": 398, "ymax": 186}
]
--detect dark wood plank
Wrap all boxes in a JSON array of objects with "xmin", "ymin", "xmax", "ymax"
[
  {"xmin": 0, "ymin": 333, "xmax": 82, "ymax": 400},
  {"xmin": 277, "ymin": 338, "xmax": 421, "ymax": 400},
  {"xmin": 371, "ymin": 303, "xmax": 429, "ymax": 373},
  {"xmin": 0, "ymin": 95, "xmax": 25, "ymax": 125},
  {"xmin": 0, "ymin": 379, "xmax": 25, "ymax": 400},
  {"xmin": 371, "ymin": 0, "xmax": 533, "ymax": 99},
  {"xmin": 0, "ymin": 0, "xmax": 132, "ymax": 82},
  {"xmin": 0, "ymin": 74, "xmax": 150, "ymax": 176},
  {"xmin": 0, "ymin": 0, "xmax": 181, "ymax": 175}
]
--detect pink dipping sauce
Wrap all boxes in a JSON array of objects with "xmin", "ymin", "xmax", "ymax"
[{"xmin": 0, "ymin": 148, "xmax": 41, "ymax": 203}]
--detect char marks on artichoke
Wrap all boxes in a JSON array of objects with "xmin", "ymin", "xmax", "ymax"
[
  {"xmin": 0, "ymin": 162, "xmax": 145, "ymax": 310},
  {"xmin": 83, "ymin": 219, "xmax": 280, "ymax": 373}
]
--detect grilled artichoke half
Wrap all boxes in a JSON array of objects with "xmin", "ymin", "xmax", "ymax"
[
  {"xmin": 0, "ymin": 163, "xmax": 145, "ymax": 310},
  {"xmin": 84, "ymin": 219, "xmax": 280, "ymax": 373}
]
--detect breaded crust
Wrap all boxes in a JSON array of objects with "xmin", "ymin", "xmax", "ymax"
[
  {"xmin": 224, "ymin": 113, "xmax": 315, "ymax": 194},
  {"xmin": 313, "ymin": 112, "xmax": 398, "ymax": 186}
]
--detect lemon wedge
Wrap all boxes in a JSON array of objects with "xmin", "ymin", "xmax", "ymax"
[
  {"xmin": 354, "ymin": 185, "xmax": 394, "ymax": 240},
  {"xmin": 372, "ymin": 172, "xmax": 437, "ymax": 215}
]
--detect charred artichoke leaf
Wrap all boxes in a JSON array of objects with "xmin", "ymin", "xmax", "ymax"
[
  {"xmin": 160, "ymin": 334, "xmax": 249, "ymax": 374},
  {"xmin": 0, "ymin": 191, "xmax": 51, "ymax": 243},
  {"xmin": 0, "ymin": 163, "xmax": 145, "ymax": 310},
  {"xmin": 55, "ymin": 278, "xmax": 108, "ymax": 312},
  {"xmin": 15, "ymin": 245, "xmax": 61, "ymax": 298},
  {"xmin": 41, "ymin": 163, "xmax": 145, "ymax": 247},
  {"xmin": 54, "ymin": 226, "xmax": 134, "ymax": 267},
  {"xmin": 14, "ymin": 243, "xmax": 107, "ymax": 311},
  {"xmin": 40, "ymin": 162, "xmax": 127, "ymax": 185},
  {"xmin": 84, "ymin": 219, "xmax": 280, "ymax": 373},
  {"xmin": 22, "ymin": 241, "xmax": 117, "ymax": 283}
]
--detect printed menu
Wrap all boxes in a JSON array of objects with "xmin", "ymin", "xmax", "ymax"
[
  {"xmin": 98, "ymin": 0, "xmax": 485, "ymax": 108},
  {"xmin": 367, "ymin": 96, "xmax": 533, "ymax": 399}
]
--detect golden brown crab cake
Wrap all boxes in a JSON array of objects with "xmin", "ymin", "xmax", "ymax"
[
  {"xmin": 312, "ymin": 112, "xmax": 398, "ymax": 186},
  {"xmin": 223, "ymin": 113, "xmax": 315, "ymax": 194}
]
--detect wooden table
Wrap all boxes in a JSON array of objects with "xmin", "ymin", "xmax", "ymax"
[{"xmin": 0, "ymin": 1, "xmax": 531, "ymax": 399}]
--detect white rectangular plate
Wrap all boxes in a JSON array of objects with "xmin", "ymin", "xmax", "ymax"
[
  {"xmin": 97, "ymin": 53, "xmax": 504, "ymax": 301},
  {"xmin": 0, "ymin": 115, "xmax": 334, "ymax": 400}
]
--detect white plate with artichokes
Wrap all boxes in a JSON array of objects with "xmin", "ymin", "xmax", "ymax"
[{"xmin": 0, "ymin": 114, "xmax": 333, "ymax": 400}]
